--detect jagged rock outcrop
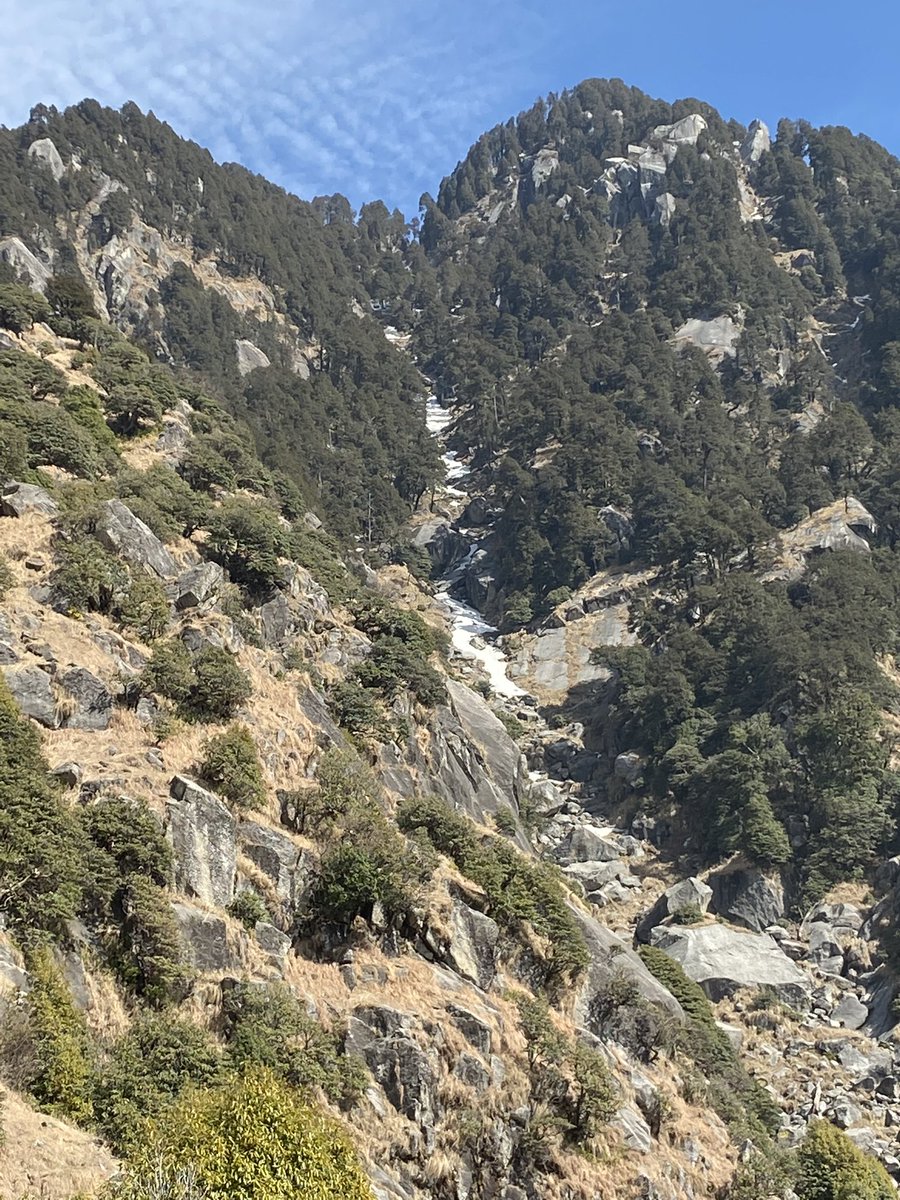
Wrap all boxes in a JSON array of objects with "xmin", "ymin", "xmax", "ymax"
[
  {"xmin": 167, "ymin": 776, "xmax": 236, "ymax": 908},
  {"xmin": 444, "ymin": 899, "xmax": 499, "ymax": 990},
  {"xmin": 0, "ymin": 236, "xmax": 53, "ymax": 291},
  {"xmin": 96, "ymin": 499, "xmax": 176, "ymax": 578},
  {"xmin": 740, "ymin": 118, "xmax": 771, "ymax": 165},
  {"xmin": 345, "ymin": 1006, "xmax": 441, "ymax": 1133},
  {"xmin": 651, "ymin": 923, "xmax": 812, "ymax": 1006},
  {"xmin": 237, "ymin": 820, "xmax": 309, "ymax": 925},
  {"xmin": 171, "ymin": 901, "xmax": 239, "ymax": 972}
]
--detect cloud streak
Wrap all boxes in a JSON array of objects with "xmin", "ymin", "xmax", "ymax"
[{"xmin": 0, "ymin": 0, "xmax": 555, "ymax": 214}]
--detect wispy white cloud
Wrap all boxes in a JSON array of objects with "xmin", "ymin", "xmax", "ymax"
[{"xmin": 0, "ymin": 0, "xmax": 555, "ymax": 214}]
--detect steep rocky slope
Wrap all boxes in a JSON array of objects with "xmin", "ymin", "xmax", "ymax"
[{"xmin": 1, "ymin": 80, "xmax": 900, "ymax": 1200}]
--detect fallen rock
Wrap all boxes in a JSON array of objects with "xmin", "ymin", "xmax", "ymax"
[
  {"xmin": 636, "ymin": 877, "xmax": 712, "ymax": 942},
  {"xmin": 96, "ymin": 499, "xmax": 176, "ymax": 578},
  {"xmin": 1, "ymin": 481, "xmax": 59, "ymax": 518},
  {"xmin": 235, "ymin": 339, "xmax": 271, "ymax": 375},
  {"xmin": 2, "ymin": 664, "xmax": 59, "ymax": 727},
  {"xmin": 58, "ymin": 667, "xmax": 114, "ymax": 730},
  {"xmin": 651, "ymin": 923, "xmax": 812, "ymax": 1006},
  {"xmin": 708, "ymin": 867, "xmax": 784, "ymax": 932},
  {"xmin": 554, "ymin": 824, "xmax": 622, "ymax": 865},
  {"xmin": 51, "ymin": 761, "xmax": 82, "ymax": 788},
  {"xmin": 832, "ymin": 994, "xmax": 869, "ymax": 1030},
  {"xmin": 167, "ymin": 776, "xmax": 236, "ymax": 908},
  {"xmin": 174, "ymin": 561, "xmax": 223, "ymax": 609}
]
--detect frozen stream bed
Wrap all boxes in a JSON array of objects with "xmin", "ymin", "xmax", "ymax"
[{"xmin": 426, "ymin": 395, "xmax": 525, "ymax": 698}]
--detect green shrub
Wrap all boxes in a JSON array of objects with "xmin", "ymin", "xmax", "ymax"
[
  {"xmin": 222, "ymin": 982, "xmax": 367, "ymax": 1109},
  {"xmin": 398, "ymin": 795, "xmax": 589, "ymax": 990},
  {"xmin": 141, "ymin": 639, "xmax": 251, "ymax": 721},
  {"xmin": 354, "ymin": 636, "xmax": 446, "ymax": 706},
  {"xmin": 189, "ymin": 645, "xmax": 252, "ymax": 721},
  {"xmin": 22, "ymin": 947, "xmax": 94, "ymax": 1123},
  {"xmin": 281, "ymin": 748, "xmax": 376, "ymax": 837},
  {"xmin": 200, "ymin": 724, "xmax": 266, "ymax": 810},
  {"xmin": 289, "ymin": 527, "xmax": 355, "ymax": 602},
  {"xmin": 80, "ymin": 796, "xmax": 172, "ymax": 891},
  {"xmin": 110, "ymin": 1068, "xmax": 374, "ymax": 1200},
  {"xmin": 115, "ymin": 465, "xmax": 208, "ymax": 542},
  {"xmin": 142, "ymin": 638, "xmax": 195, "ymax": 705},
  {"xmin": 496, "ymin": 710, "xmax": 526, "ymax": 741},
  {"xmin": 494, "ymin": 806, "xmax": 518, "ymax": 835},
  {"xmin": 61, "ymin": 384, "xmax": 121, "ymax": 459},
  {"xmin": 206, "ymin": 498, "xmax": 287, "ymax": 595},
  {"xmin": 309, "ymin": 813, "xmax": 421, "ymax": 924},
  {"xmin": 118, "ymin": 875, "xmax": 188, "ymax": 1006},
  {"xmin": 53, "ymin": 538, "xmax": 129, "ymax": 613},
  {"xmin": 94, "ymin": 1014, "xmax": 222, "ymax": 1154},
  {"xmin": 0, "ymin": 283, "xmax": 51, "ymax": 332},
  {"xmin": 227, "ymin": 890, "xmax": 269, "ymax": 929},
  {"xmin": 329, "ymin": 680, "xmax": 387, "ymax": 738},
  {"xmin": 116, "ymin": 573, "xmax": 171, "ymax": 640},
  {"xmin": 797, "ymin": 1120, "xmax": 893, "ymax": 1200},
  {"xmin": 0, "ymin": 678, "xmax": 86, "ymax": 940}
]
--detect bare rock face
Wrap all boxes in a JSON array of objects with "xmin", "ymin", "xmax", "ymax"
[
  {"xmin": 650, "ymin": 923, "xmax": 812, "ymax": 1006},
  {"xmin": 235, "ymin": 339, "xmax": 271, "ymax": 375},
  {"xmin": 167, "ymin": 775, "xmax": 237, "ymax": 908},
  {"xmin": 96, "ymin": 499, "xmax": 176, "ymax": 578},
  {"xmin": 345, "ymin": 1006, "xmax": 441, "ymax": 1132},
  {"xmin": 171, "ymin": 900, "xmax": 238, "ymax": 972},
  {"xmin": 27, "ymin": 137, "xmax": 65, "ymax": 182},
  {"xmin": 672, "ymin": 314, "xmax": 742, "ymax": 359}
]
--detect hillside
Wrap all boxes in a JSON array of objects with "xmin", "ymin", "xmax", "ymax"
[{"xmin": 0, "ymin": 82, "xmax": 900, "ymax": 1200}]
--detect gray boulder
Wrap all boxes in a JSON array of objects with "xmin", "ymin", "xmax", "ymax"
[
  {"xmin": 96, "ymin": 499, "xmax": 176, "ymax": 578},
  {"xmin": 708, "ymin": 867, "xmax": 784, "ymax": 932},
  {"xmin": 58, "ymin": 667, "xmax": 114, "ymax": 730},
  {"xmin": 174, "ymin": 562, "xmax": 223, "ymax": 610},
  {"xmin": 1, "ymin": 482, "xmax": 59, "ymax": 518},
  {"xmin": 167, "ymin": 776, "xmax": 236, "ymax": 908},
  {"xmin": 652, "ymin": 114, "xmax": 707, "ymax": 146},
  {"xmin": 51, "ymin": 761, "xmax": 82, "ymax": 788},
  {"xmin": 445, "ymin": 900, "xmax": 499, "ymax": 990},
  {"xmin": 555, "ymin": 825, "xmax": 622, "ymax": 865},
  {"xmin": 636, "ymin": 877, "xmax": 712, "ymax": 942},
  {"xmin": 832, "ymin": 994, "xmax": 869, "ymax": 1030},
  {"xmin": 411, "ymin": 520, "xmax": 469, "ymax": 572},
  {"xmin": 27, "ymin": 137, "xmax": 65, "ymax": 181},
  {"xmin": 2, "ymin": 664, "xmax": 59, "ymax": 726},
  {"xmin": 564, "ymin": 860, "xmax": 626, "ymax": 893},
  {"xmin": 651, "ymin": 924, "xmax": 812, "ymax": 1007},
  {"xmin": 255, "ymin": 921, "xmax": 292, "ymax": 964}
]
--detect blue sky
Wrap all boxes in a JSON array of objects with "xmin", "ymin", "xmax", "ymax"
[{"xmin": 1, "ymin": 0, "xmax": 897, "ymax": 217}]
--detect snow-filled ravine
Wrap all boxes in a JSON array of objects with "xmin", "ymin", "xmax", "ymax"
[{"xmin": 425, "ymin": 395, "xmax": 525, "ymax": 699}]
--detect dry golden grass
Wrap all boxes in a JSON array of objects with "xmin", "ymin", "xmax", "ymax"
[{"xmin": 0, "ymin": 1085, "xmax": 118, "ymax": 1200}]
